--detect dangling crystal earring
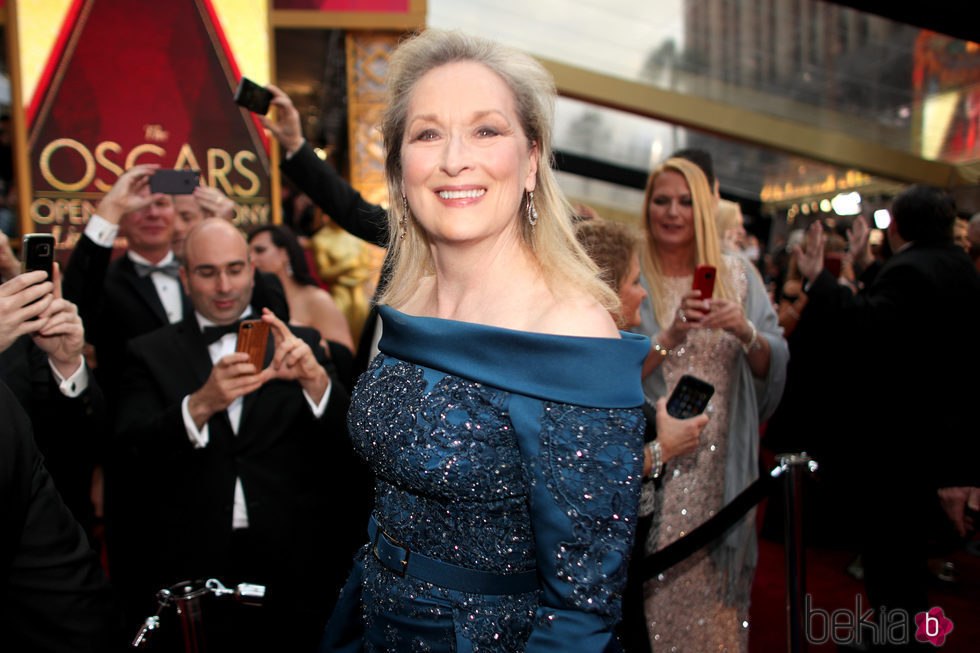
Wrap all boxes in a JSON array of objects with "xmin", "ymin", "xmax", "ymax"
[
  {"xmin": 526, "ymin": 191, "xmax": 538, "ymax": 229},
  {"xmin": 400, "ymin": 195, "xmax": 409, "ymax": 240}
]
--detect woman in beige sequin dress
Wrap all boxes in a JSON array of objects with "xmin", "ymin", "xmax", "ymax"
[{"xmin": 633, "ymin": 158, "xmax": 788, "ymax": 652}]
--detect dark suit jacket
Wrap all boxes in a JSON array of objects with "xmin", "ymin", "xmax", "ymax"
[
  {"xmin": 805, "ymin": 240, "xmax": 980, "ymax": 489},
  {"xmin": 0, "ymin": 380, "xmax": 118, "ymax": 653},
  {"xmin": 282, "ymin": 143, "xmax": 389, "ymax": 248},
  {"xmin": 0, "ymin": 337, "xmax": 105, "ymax": 535},
  {"xmin": 113, "ymin": 316, "xmax": 360, "ymax": 615}
]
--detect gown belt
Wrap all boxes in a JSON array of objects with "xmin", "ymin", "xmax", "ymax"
[{"xmin": 368, "ymin": 515, "xmax": 538, "ymax": 595}]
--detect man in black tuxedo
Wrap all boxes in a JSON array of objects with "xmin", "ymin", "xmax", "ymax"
[
  {"xmin": 797, "ymin": 184, "xmax": 980, "ymax": 650},
  {"xmin": 62, "ymin": 166, "xmax": 290, "ymax": 623},
  {"xmin": 114, "ymin": 219, "xmax": 355, "ymax": 650}
]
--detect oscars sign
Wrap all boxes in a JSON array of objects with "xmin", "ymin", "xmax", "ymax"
[{"xmin": 12, "ymin": 0, "xmax": 274, "ymax": 247}]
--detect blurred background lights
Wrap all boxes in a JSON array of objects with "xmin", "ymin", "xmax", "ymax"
[
  {"xmin": 874, "ymin": 209, "xmax": 891, "ymax": 229},
  {"xmin": 831, "ymin": 192, "xmax": 862, "ymax": 216}
]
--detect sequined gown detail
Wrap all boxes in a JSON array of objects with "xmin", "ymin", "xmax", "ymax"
[
  {"xmin": 642, "ymin": 265, "xmax": 749, "ymax": 653},
  {"xmin": 340, "ymin": 306, "xmax": 649, "ymax": 652}
]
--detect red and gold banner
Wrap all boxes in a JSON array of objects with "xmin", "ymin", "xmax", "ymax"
[{"xmin": 12, "ymin": 0, "xmax": 273, "ymax": 246}]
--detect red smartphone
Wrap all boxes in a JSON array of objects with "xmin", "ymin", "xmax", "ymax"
[{"xmin": 692, "ymin": 264, "xmax": 716, "ymax": 299}]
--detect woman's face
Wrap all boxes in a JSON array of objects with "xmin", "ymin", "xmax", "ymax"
[
  {"xmin": 249, "ymin": 231, "xmax": 288, "ymax": 275},
  {"xmin": 618, "ymin": 253, "xmax": 646, "ymax": 328},
  {"xmin": 400, "ymin": 61, "xmax": 538, "ymax": 246},
  {"xmin": 647, "ymin": 169, "xmax": 696, "ymax": 250}
]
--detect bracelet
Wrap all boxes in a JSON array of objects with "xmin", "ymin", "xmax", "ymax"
[
  {"xmin": 652, "ymin": 339, "xmax": 672, "ymax": 357},
  {"xmin": 741, "ymin": 322, "xmax": 759, "ymax": 354},
  {"xmin": 646, "ymin": 440, "xmax": 664, "ymax": 479}
]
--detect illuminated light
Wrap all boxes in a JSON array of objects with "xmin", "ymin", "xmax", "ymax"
[
  {"xmin": 874, "ymin": 209, "xmax": 891, "ymax": 229},
  {"xmin": 314, "ymin": 148, "xmax": 328, "ymax": 160},
  {"xmin": 831, "ymin": 192, "xmax": 862, "ymax": 216},
  {"xmin": 800, "ymin": 203, "xmax": 810, "ymax": 215},
  {"xmin": 820, "ymin": 199, "xmax": 832, "ymax": 213}
]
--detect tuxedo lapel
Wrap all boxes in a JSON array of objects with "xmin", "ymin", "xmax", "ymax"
[
  {"xmin": 119, "ymin": 257, "xmax": 172, "ymax": 326},
  {"xmin": 174, "ymin": 320, "xmax": 215, "ymax": 390}
]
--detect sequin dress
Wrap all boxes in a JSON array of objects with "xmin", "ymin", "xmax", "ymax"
[
  {"xmin": 327, "ymin": 306, "xmax": 649, "ymax": 652},
  {"xmin": 642, "ymin": 267, "xmax": 750, "ymax": 653}
]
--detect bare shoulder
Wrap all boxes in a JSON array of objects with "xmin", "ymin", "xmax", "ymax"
[
  {"xmin": 532, "ymin": 289, "xmax": 620, "ymax": 339},
  {"xmin": 301, "ymin": 284, "xmax": 341, "ymax": 312}
]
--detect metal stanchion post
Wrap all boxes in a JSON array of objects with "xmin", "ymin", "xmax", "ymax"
[
  {"xmin": 130, "ymin": 578, "xmax": 266, "ymax": 651},
  {"xmin": 771, "ymin": 453, "xmax": 819, "ymax": 653},
  {"xmin": 172, "ymin": 581, "xmax": 211, "ymax": 653}
]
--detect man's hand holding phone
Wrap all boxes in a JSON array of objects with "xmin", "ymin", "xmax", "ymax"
[
  {"xmin": 187, "ymin": 350, "xmax": 266, "ymax": 430},
  {"xmin": 259, "ymin": 308, "xmax": 329, "ymax": 404},
  {"xmin": 94, "ymin": 163, "xmax": 162, "ymax": 224},
  {"xmin": 0, "ymin": 270, "xmax": 54, "ymax": 353},
  {"xmin": 258, "ymin": 84, "xmax": 305, "ymax": 157},
  {"xmin": 31, "ymin": 263, "xmax": 86, "ymax": 379}
]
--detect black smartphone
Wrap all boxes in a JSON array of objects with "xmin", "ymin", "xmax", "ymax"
[
  {"xmin": 666, "ymin": 374, "xmax": 715, "ymax": 419},
  {"xmin": 150, "ymin": 169, "xmax": 199, "ymax": 195},
  {"xmin": 22, "ymin": 233, "xmax": 55, "ymax": 278},
  {"xmin": 234, "ymin": 77, "xmax": 273, "ymax": 115}
]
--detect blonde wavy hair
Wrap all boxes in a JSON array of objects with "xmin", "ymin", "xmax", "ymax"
[
  {"xmin": 375, "ymin": 28, "xmax": 617, "ymax": 314},
  {"xmin": 640, "ymin": 157, "xmax": 734, "ymax": 326}
]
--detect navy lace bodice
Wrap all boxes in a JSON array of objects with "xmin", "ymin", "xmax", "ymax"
[{"xmin": 344, "ymin": 306, "xmax": 648, "ymax": 652}]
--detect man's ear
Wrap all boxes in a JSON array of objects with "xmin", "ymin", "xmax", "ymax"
[{"xmin": 179, "ymin": 266, "xmax": 190, "ymax": 296}]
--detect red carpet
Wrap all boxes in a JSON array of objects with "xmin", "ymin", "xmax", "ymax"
[{"xmin": 749, "ymin": 496, "xmax": 980, "ymax": 652}]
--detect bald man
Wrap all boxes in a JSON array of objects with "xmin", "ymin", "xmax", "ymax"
[{"xmin": 114, "ymin": 220, "xmax": 359, "ymax": 650}]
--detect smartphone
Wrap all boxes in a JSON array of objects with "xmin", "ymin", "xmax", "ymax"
[
  {"xmin": 234, "ymin": 77, "xmax": 273, "ymax": 115},
  {"xmin": 235, "ymin": 319, "xmax": 270, "ymax": 370},
  {"xmin": 824, "ymin": 255, "xmax": 842, "ymax": 278},
  {"xmin": 21, "ymin": 233, "xmax": 55, "ymax": 318},
  {"xmin": 150, "ymin": 169, "xmax": 199, "ymax": 195},
  {"xmin": 22, "ymin": 233, "xmax": 55, "ymax": 278},
  {"xmin": 666, "ymin": 374, "xmax": 715, "ymax": 419},
  {"xmin": 692, "ymin": 264, "xmax": 716, "ymax": 299}
]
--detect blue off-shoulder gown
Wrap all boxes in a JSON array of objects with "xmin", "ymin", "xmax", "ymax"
[{"xmin": 322, "ymin": 306, "xmax": 649, "ymax": 652}]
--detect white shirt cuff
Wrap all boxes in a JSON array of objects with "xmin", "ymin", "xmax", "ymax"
[
  {"xmin": 181, "ymin": 395, "xmax": 210, "ymax": 448},
  {"xmin": 48, "ymin": 358, "xmax": 89, "ymax": 397},
  {"xmin": 303, "ymin": 381, "xmax": 331, "ymax": 418},
  {"xmin": 84, "ymin": 214, "xmax": 119, "ymax": 248}
]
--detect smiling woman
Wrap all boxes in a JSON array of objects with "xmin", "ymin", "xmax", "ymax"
[
  {"xmin": 631, "ymin": 157, "xmax": 789, "ymax": 653},
  {"xmin": 319, "ymin": 29, "xmax": 651, "ymax": 653}
]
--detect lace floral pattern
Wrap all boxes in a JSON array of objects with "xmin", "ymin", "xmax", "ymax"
[
  {"xmin": 347, "ymin": 352, "xmax": 642, "ymax": 650},
  {"xmin": 540, "ymin": 403, "xmax": 643, "ymax": 621}
]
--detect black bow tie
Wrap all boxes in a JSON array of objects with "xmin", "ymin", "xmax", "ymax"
[
  {"xmin": 134, "ymin": 260, "xmax": 181, "ymax": 279},
  {"xmin": 202, "ymin": 321, "xmax": 242, "ymax": 345}
]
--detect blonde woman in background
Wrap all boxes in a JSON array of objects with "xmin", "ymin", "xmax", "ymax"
[{"xmin": 633, "ymin": 157, "xmax": 788, "ymax": 653}]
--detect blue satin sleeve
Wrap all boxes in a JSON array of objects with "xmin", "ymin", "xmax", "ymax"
[{"xmin": 510, "ymin": 394, "xmax": 645, "ymax": 652}]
